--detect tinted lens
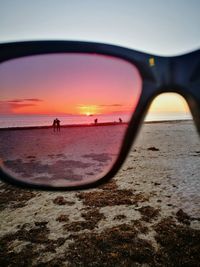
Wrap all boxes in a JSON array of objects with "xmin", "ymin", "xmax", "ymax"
[{"xmin": 0, "ymin": 53, "xmax": 142, "ymax": 187}]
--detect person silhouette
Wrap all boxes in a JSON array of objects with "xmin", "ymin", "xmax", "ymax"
[
  {"xmin": 53, "ymin": 118, "xmax": 61, "ymax": 132},
  {"xmin": 53, "ymin": 119, "xmax": 57, "ymax": 132},
  {"xmin": 56, "ymin": 118, "xmax": 61, "ymax": 131},
  {"xmin": 119, "ymin": 118, "xmax": 122, "ymax": 123},
  {"xmin": 94, "ymin": 118, "xmax": 98, "ymax": 124}
]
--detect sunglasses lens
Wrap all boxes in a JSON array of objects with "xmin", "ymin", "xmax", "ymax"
[{"xmin": 0, "ymin": 53, "xmax": 142, "ymax": 187}]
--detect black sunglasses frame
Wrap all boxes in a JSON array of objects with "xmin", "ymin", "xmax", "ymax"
[{"xmin": 0, "ymin": 41, "xmax": 200, "ymax": 190}]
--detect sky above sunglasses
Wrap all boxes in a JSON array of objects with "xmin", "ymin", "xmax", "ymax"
[{"xmin": 0, "ymin": 0, "xmax": 199, "ymax": 118}]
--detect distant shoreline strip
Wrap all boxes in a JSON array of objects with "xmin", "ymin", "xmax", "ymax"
[
  {"xmin": 0, "ymin": 119, "xmax": 192, "ymax": 131},
  {"xmin": 0, "ymin": 122, "xmax": 127, "ymax": 131}
]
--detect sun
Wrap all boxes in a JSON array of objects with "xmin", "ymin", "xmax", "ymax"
[
  {"xmin": 85, "ymin": 112, "xmax": 93, "ymax": 116},
  {"xmin": 78, "ymin": 105, "xmax": 100, "ymax": 116}
]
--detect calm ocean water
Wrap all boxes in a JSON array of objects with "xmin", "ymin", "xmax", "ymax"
[{"xmin": 0, "ymin": 113, "xmax": 192, "ymax": 128}]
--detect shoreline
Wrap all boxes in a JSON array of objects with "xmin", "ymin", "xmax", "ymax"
[{"xmin": 0, "ymin": 119, "xmax": 193, "ymax": 131}]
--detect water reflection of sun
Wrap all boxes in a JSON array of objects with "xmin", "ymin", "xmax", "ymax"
[{"xmin": 78, "ymin": 105, "xmax": 100, "ymax": 116}]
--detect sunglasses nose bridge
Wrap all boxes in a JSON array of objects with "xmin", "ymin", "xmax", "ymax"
[
  {"xmin": 148, "ymin": 54, "xmax": 200, "ymax": 134},
  {"xmin": 149, "ymin": 57, "xmax": 174, "ymax": 89}
]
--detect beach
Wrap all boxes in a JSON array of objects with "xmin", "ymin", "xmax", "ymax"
[
  {"xmin": 0, "ymin": 120, "xmax": 200, "ymax": 266},
  {"xmin": 0, "ymin": 123, "xmax": 128, "ymax": 187}
]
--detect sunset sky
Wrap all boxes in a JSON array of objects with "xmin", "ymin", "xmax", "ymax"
[
  {"xmin": 0, "ymin": 54, "xmax": 142, "ymax": 116},
  {"xmin": 0, "ymin": 0, "xmax": 199, "ymax": 119}
]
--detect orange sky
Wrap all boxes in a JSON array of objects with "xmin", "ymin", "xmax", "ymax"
[
  {"xmin": 0, "ymin": 54, "xmax": 190, "ymax": 118},
  {"xmin": 0, "ymin": 53, "xmax": 142, "ymax": 116}
]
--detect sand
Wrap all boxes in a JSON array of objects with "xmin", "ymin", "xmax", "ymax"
[{"xmin": 0, "ymin": 120, "xmax": 200, "ymax": 266}]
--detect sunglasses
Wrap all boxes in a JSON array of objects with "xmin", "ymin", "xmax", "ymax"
[{"xmin": 0, "ymin": 41, "xmax": 199, "ymax": 190}]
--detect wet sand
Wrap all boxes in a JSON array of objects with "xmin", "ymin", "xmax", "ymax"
[{"xmin": 0, "ymin": 120, "xmax": 200, "ymax": 266}]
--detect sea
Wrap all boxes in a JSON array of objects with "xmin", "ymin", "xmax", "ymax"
[{"xmin": 0, "ymin": 113, "xmax": 192, "ymax": 129}]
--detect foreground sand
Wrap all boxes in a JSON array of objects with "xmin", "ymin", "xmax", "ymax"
[{"xmin": 0, "ymin": 120, "xmax": 200, "ymax": 266}]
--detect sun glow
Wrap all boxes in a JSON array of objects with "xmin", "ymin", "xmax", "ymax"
[
  {"xmin": 78, "ymin": 105, "xmax": 100, "ymax": 116},
  {"xmin": 148, "ymin": 93, "xmax": 190, "ymax": 114}
]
